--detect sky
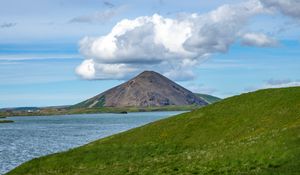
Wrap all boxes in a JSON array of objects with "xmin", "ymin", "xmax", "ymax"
[{"xmin": 0, "ymin": 0, "xmax": 300, "ymax": 108}]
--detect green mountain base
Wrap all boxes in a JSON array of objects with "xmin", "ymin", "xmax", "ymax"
[{"xmin": 195, "ymin": 93, "xmax": 221, "ymax": 104}]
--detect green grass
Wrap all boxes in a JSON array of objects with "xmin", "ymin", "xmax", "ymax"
[
  {"xmin": 7, "ymin": 87, "xmax": 300, "ymax": 175},
  {"xmin": 195, "ymin": 93, "xmax": 221, "ymax": 104},
  {"xmin": 71, "ymin": 95, "xmax": 106, "ymax": 109},
  {"xmin": 0, "ymin": 120, "xmax": 14, "ymax": 123}
]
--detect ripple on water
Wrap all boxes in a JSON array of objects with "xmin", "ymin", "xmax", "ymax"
[{"xmin": 0, "ymin": 111, "xmax": 182, "ymax": 174}]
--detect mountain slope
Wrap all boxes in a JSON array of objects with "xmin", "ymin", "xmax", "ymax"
[
  {"xmin": 73, "ymin": 71, "xmax": 208, "ymax": 108},
  {"xmin": 195, "ymin": 93, "xmax": 221, "ymax": 104},
  {"xmin": 8, "ymin": 87, "xmax": 300, "ymax": 175}
]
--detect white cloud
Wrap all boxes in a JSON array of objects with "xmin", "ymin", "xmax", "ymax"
[
  {"xmin": 266, "ymin": 78, "xmax": 291, "ymax": 85},
  {"xmin": 264, "ymin": 79, "xmax": 300, "ymax": 88},
  {"xmin": 241, "ymin": 33, "xmax": 278, "ymax": 47},
  {"xmin": 69, "ymin": 6, "xmax": 126, "ymax": 24},
  {"xmin": 0, "ymin": 22, "xmax": 17, "ymax": 28},
  {"xmin": 103, "ymin": 1, "xmax": 115, "ymax": 8},
  {"xmin": 260, "ymin": 0, "xmax": 300, "ymax": 19},
  {"xmin": 76, "ymin": 0, "xmax": 266, "ymax": 80},
  {"xmin": 264, "ymin": 81, "xmax": 300, "ymax": 88},
  {"xmin": 187, "ymin": 83, "xmax": 217, "ymax": 94},
  {"xmin": 245, "ymin": 79, "xmax": 300, "ymax": 92},
  {"xmin": 75, "ymin": 59, "xmax": 96, "ymax": 79},
  {"xmin": 0, "ymin": 54, "xmax": 80, "ymax": 61},
  {"xmin": 70, "ymin": 10, "xmax": 117, "ymax": 23},
  {"xmin": 164, "ymin": 69, "xmax": 195, "ymax": 81}
]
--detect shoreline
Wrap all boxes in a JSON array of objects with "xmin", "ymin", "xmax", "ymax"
[
  {"xmin": 0, "ymin": 105, "xmax": 199, "ymax": 118},
  {"xmin": 0, "ymin": 120, "xmax": 14, "ymax": 123}
]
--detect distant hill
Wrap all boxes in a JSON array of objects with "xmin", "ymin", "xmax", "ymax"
[
  {"xmin": 195, "ymin": 93, "xmax": 221, "ymax": 104},
  {"xmin": 9, "ymin": 87, "xmax": 300, "ymax": 174},
  {"xmin": 0, "ymin": 107, "xmax": 39, "ymax": 112},
  {"xmin": 73, "ymin": 71, "xmax": 208, "ymax": 108},
  {"xmin": 0, "ymin": 71, "xmax": 219, "ymax": 117}
]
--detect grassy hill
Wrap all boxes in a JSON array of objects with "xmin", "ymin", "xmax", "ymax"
[
  {"xmin": 195, "ymin": 93, "xmax": 221, "ymax": 104},
  {"xmin": 7, "ymin": 87, "xmax": 300, "ymax": 175}
]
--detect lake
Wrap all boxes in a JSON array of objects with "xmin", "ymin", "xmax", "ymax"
[{"xmin": 0, "ymin": 111, "xmax": 183, "ymax": 174}]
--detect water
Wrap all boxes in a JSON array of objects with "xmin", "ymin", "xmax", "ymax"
[{"xmin": 0, "ymin": 111, "xmax": 183, "ymax": 174}]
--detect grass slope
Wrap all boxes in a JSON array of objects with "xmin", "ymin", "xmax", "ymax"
[
  {"xmin": 195, "ymin": 93, "xmax": 221, "ymax": 104},
  {"xmin": 8, "ymin": 87, "xmax": 300, "ymax": 175},
  {"xmin": 71, "ymin": 95, "xmax": 106, "ymax": 109}
]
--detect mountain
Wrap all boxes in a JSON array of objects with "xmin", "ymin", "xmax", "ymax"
[
  {"xmin": 0, "ymin": 70, "xmax": 218, "ymax": 117},
  {"xmin": 9, "ymin": 87, "xmax": 300, "ymax": 174},
  {"xmin": 73, "ymin": 71, "xmax": 208, "ymax": 108}
]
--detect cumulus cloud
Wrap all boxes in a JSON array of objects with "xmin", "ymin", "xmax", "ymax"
[
  {"xmin": 0, "ymin": 22, "xmax": 17, "ymax": 28},
  {"xmin": 241, "ymin": 33, "xmax": 278, "ymax": 47},
  {"xmin": 76, "ymin": 0, "xmax": 266, "ymax": 80},
  {"xmin": 75, "ymin": 59, "xmax": 96, "ymax": 79},
  {"xmin": 260, "ymin": 0, "xmax": 300, "ymax": 19}
]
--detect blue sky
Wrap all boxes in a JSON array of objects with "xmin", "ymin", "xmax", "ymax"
[{"xmin": 0, "ymin": 0, "xmax": 300, "ymax": 108}]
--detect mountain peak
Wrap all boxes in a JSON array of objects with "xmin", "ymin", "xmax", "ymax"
[
  {"xmin": 74, "ymin": 71, "xmax": 208, "ymax": 108},
  {"xmin": 139, "ymin": 70, "xmax": 157, "ymax": 75},
  {"xmin": 130, "ymin": 71, "xmax": 169, "ymax": 84},
  {"xmin": 135, "ymin": 70, "xmax": 162, "ymax": 78}
]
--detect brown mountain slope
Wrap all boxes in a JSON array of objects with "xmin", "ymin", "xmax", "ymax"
[{"xmin": 73, "ymin": 71, "xmax": 208, "ymax": 108}]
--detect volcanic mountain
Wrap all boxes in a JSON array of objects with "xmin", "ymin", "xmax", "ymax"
[{"xmin": 73, "ymin": 71, "xmax": 208, "ymax": 108}]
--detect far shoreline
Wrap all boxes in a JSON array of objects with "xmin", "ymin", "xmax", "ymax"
[
  {"xmin": 1, "ymin": 105, "xmax": 198, "ymax": 118},
  {"xmin": 6, "ymin": 111, "xmax": 189, "ymax": 119},
  {"xmin": 0, "ymin": 120, "xmax": 14, "ymax": 123}
]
